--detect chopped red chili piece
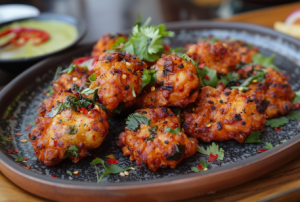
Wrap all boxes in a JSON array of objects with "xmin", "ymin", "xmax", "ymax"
[
  {"xmin": 14, "ymin": 149, "xmax": 18, "ymax": 153},
  {"xmin": 293, "ymin": 103, "xmax": 300, "ymax": 109},
  {"xmin": 8, "ymin": 136, "xmax": 13, "ymax": 140},
  {"xmin": 203, "ymin": 75, "xmax": 210, "ymax": 81},
  {"xmin": 244, "ymin": 66, "xmax": 252, "ymax": 72},
  {"xmin": 23, "ymin": 165, "xmax": 30, "ymax": 169},
  {"xmin": 88, "ymin": 103, "xmax": 93, "ymax": 108},
  {"xmin": 141, "ymin": 135, "xmax": 146, "ymax": 140},
  {"xmin": 198, "ymin": 63, "xmax": 205, "ymax": 69},
  {"xmin": 79, "ymin": 107, "xmax": 88, "ymax": 115},
  {"xmin": 15, "ymin": 133, "xmax": 22, "ymax": 136},
  {"xmin": 237, "ymin": 69, "xmax": 242, "ymax": 74},
  {"xmin": 178, "ymin": 86, "xmax": 184, "ymax": 92},
  {"xmin": 72, "ymin": 56, "xmax": 95, "ymax": 65},
  {"xmin": 236, "ymin": 83, "xmax": 240, "ymax": 86},
  {"xmin": 197, "ymin": 164, "xmax": 203, "ymax": 170},
  {"xmin": 107, "ymin": 159, "xmax": 118, "ymax": 164},
  {"xmin": 274, "ymin": 127, "xmax": 282, "ymax": 131},
  {"xmin": 25, "ymin": 125, "xmax": 32, "ymax": 131},
  {"xmin": 24, "ymin": 157, "xmax": 28, "ymax": 161},
  {"xmin": 257, "ymin": 149, "xmax": 267, "ymax": 153},
  {"xmin": 253, "ymin": 71, "xmax": 257, "ymax": 75},
  {"xmin": 8, "ymin": 116, "xmax": 14, "ymax": 120},
  {"xmin": 93, "ymin": 155, "xmax": 98, "ymax": 159},
  {"xmin": 208, "ymin": 153, "xmax": 218, "ymax": 162},
  {"xmin": 8, "ymin": 149, "xmax": 13, "ymax": 154},
  {"xmin": 51, "ymin": 175, "xmax": 58, "ymax": 178}
]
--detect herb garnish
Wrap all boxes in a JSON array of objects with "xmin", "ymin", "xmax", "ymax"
[
  {"xmin": 61, "ymin": 64, "xmax": 77, "ymax": 75},
  {"xmin": 53, "ymin": 66, "xmax": 62, "ymax": 81},
  {"xmin": 89, "ymin": 73, "xmax": 97, "ymax": 82},
  {"xmin": 287, "ymin": 111, "xmax": 300, "ymax": 121},
  {"xmin": 191, "ymin": 159, "xmax": 210, "ymax": 172},
  {"xmin": 244, "ymin": 131, "xmax": 263, "ymax": 143},
  {"xmin": 65, "ymin": 145, "xmax": 80, "ymax": 158},
  {"xmin": 263, "ymin": 142, "xmax": 274, "ymax": 150},
  {"xmin": 67, "ymin": 170, "xmax": 73, "ymax": 176},
  {"xmin": 125, "ymin": 113, "xmax": 151, "ymax": 131},
  {"xmin": 144, "ymin": 125, "xmax": 158, "ymax": 141},
  {"xmin": 140, "ymin": 69, "xmax": 156, "ymax": 89},
  {"xmin": 198, "ymin": 142, "xmax": 224, "ymax": 160},
  {"xmin": 252, "ymin": 53, "xmax": 280, "ymax": 71},
  {"xmin": 293, "ymin": 90, "xmax": 300, "ymax": 103},
  {"xmin": 164, "ymin": 127, "xmax": 181, "ymax": 135},
  {"xmin": 266, "ymin": 117, "xmax": 289, "ymax": 127},
  {"xmin": 15, "ymin": 156, "xmax": 25, "ymax": 162},
  {"xmin": 129, "ymin": 84, "xmax": 136, "ymax": 97},
  {"xmin": 68, "ymin": 125, "xmax": 78, "ymax": 135},
  {"xmin": 81, "ymin": 86, "xmax": 101, "ymax": 95},
  {"xmin": 0, "ymin": 136, "xmax": 12, "ymax": 142}
]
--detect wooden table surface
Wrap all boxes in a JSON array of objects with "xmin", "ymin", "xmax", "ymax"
[{"xmin": 1, "ymin": 2, "xmax": 300, "ymax": 202}]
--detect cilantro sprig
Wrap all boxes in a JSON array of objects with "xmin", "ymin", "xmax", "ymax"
[
  {"xmin": 198, "ymin": 142, "xmax": 224, "ymax": 160},
  {"xmin": 164, "ymin": 127, "xmax": 181, "ymax": 135},
  {"xmin": 191, "ymin": 159, "xmax": 210, "ymax": 172},
  {"xmin": 263, "ymin": 142, "xmax": 274, "ymax": 150},
  {"xmin": 140, "ymin": 69, "xmax": 156, "ymax": 89},
  {"xmin": 15, "ymin": 156, "xmax": 25, "ymax": 162},
  {"xmin": 244, "ymin": 131, "xmax": 263, "ymax": 143},
  {"xmin": 266, "ymin": 117, "xmax": 288, "ymax": 127},
  {"xmin": 91, "ymin": 158, "xmax": 130, "ymax": 183},
  {"xmin": 65, "ymin": 145, "xmax": 80, "ymax": 158},
  {"xmin": 0, "ymin": 136, "xmax": 12, "ymax": 142},
  {"xmin": 293, "ymin": 90, "xmax": 300, "ymax": 104},
  {"xmin": 252, "ymin": 53, "xmax": 280, "ymax": 71},
  {"xmin": 287, "ymin": 111, "xmax": 300, "ymax": 121},
  {"xmin": 125, "ymin": 113, "xmax": 151, "ymax": 131}
]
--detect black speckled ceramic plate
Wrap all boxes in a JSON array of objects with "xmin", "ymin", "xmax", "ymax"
[{"xmin": 1, "ymin": 21, "xmax": 300, "ymax": 202}]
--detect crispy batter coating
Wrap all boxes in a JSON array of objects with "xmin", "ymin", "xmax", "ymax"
[
  {"xmin": 90, "ymin": 52, "xmax": 147, "ymax": 111},
  {"xmin": 119, "ymin": 107, "xmax": 198, "ymax": 172},
  {"xmin": 138, "ymin": 54, "xmax": 200, "ymax": 108},
  {"xmin": 264, "ymin": 68, "xmax": 295, "ymax": 118},
  {"xmin": 52, "ymin": 65, "xmax": 92, "ymax": 94},
  {"xmin": 225, "ymin": 39, "xmax": 259, "ymax": 64},
  {"xmin": 29, "ymin": 91, "xmax": 109, "ymax": 166},
  {"xmin": 182, "ymin": 84, "xmax": 266, "ymax": 143},
  {"xmin": 186, "ymin": 41, "xmax": 241, "ymax": 75},
  {"xmin": 91, "ymin": 33, "xmax": 127, "ymax": 57}
]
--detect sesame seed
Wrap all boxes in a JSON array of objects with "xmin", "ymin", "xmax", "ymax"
[
  {"xmin": 126, "ymin": 62, "xmax": 131, "ymax": 67},
  {"xmin": 73, "ymin": 171, "xmax": 79, "ymax": 174},
  {"xmin": 21, "ymin": 139, "xmax": 27, "ymax": 143},
  {"xmin": 151, "ymin": 86, "xmax": 155, "ymax": 91},
  {"xmin": 252, "ymin": 80, "xmax": 257, "ymax": 83},
  {"xmin": 206, "ymin": 123, "xmax": 211, "ymax": 127},
  {"xmin": 124, "ymin": 171, "xmax": 129, "ymax": 176},
  {"xmin": 203, "ymin": 168, "xmax": 208, "ymax": 171},
  {"xmin": 120, "ymin": 172, "xmax": 125, "ymax": 177},
  {"xmin": 122, "ymin": 74, "xmax": 127, "ymax": 79},
  {"xmin": 238, "ymin": 87, "xmax": 243, "ymax": 91},
  {"xmin": 72, "ymin": 77, "xmax": 78, "ymax": 81}
]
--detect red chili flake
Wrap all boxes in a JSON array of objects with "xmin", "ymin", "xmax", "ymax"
[
  {"xmin": 236, "ymin": 83, "xmax": 240, "ymax": 86},
  {"xmin": 93, "ymin": 155, "xmax": 97, "ymax": 159},
  {"xmin": 107, "ymin": 159, "xmax": 118, "ymax": 164},
  {"xmin": 8, "ymin": 149, "xmax": 13, "ymax": 154},
  {"xmin": 8, "ymin": 135, "xmax": 13, "ymax": 140},
  {"xmin": 88, "ymin": 103, "xmax": 93, "ymax": 108},
  {"xmin": 72, "ymin": 56, "xmax": 95, "ymax": 65},
  {"xmin": 74, "ymin": 172, "xmax": 80, "ymax": 175},
  {"xmin": 208, "ymin": 153, "xmax": 218, "ymax": 162},
  {"xmin": 203, "ymin": 75, "xmax": 210, "ymax": 81},
  {"xmin": 257, "ymin": 149, "xmax": 267, "ymax": 153},
  {"xmin": 43, "ymin": 92, "xmax": 47, "ymax": 95},
  {"xmin": 294, "ymin": 103, "xmax": 300, "ymax": 109},
  {"xmin": 141, "ymin": 135, "xmax": 146, "ymax": 140},
  {"xmin": 253, "ymin": 71, "xmax": 257, "ymax": 75},
  {"xmin": 8, "ymin": 116, "xmax": 14, "ymax": 120},
  {"xmin": 176, "ymin": 78, "xmax": 179, "ymax": 82},
  {"xmin": 79, "ymin": 107, "xmax": 88, "ymax": 115},
  {"xmin": 51, "ymin": 175, "xmax": 57, "ymax": 178},
  {"xmin": 25, "ymin": 125, "xmax": 32, "ymax": 131},
  {"xmin": 237, "ymin": 69, "xmax": 242, "ymax": 74},
  {"xmin": 197, "ymin": 164, "xmax": 203, "ymax": 170},
  {"xmin": 23, "ymin": 165, "xmax": 30, "ymax": 169},
  {"xmin": 15, "ymin": 133, "xmax": 22, "ymax": 136},
  {"xmin": 179, "ymin": 86, "xmax": 184, "ymax": 92},
  {"xmin": 24, "ymin": 157, "xmax": 28, "ymax": 161},
  {"xmin": 274, "ymin": 127, "xmax": 282, "ymax": 131},
  {"xmin": 14, "ymin": 149, "xmax": 18, "ymax": 153},
  {"xmin": 198, "ymin": 63, "xmax": 205, "ymax": 69},
  {"xmin": 92, "ymin": 135, "xmax": 96, "ymax": 141},
  {"xmin": 244, "ymin": 66, "xmax": 252, "ymax": 72}
]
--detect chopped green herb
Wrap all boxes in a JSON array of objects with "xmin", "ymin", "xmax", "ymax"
[
  {"xmin": 266, "ymin": 117, "xmax": 289, "ymax": 127},
  {"xmin": 144, "ymin": 125, "xmax": 158, "ymax": 141},
  {"xmin": 65, "ymin": 145, "xmax": 80, "ymax": 158},
  {"xmin": 0, "ymin": 136, "xmax": 12, "ymax": 142},
  {"xmin": 197, "ymin": 66, "xmax": 219, "ymax": 87},
  {"xmin": 197, "ymin": 142, "xmax": 224, "ymax": 160},
  {"xmin": 81, "ymin": 86, "xmax": 101, "ymax": 95},
  {"xmin": 59, "ymin": 119, "xmax": 63, "ymax": 124},
  {"xmin": 47, "ymin": 86, "xmax": 54, "ymax": 96},
  {"xmin": 263, "ymin": 142, "xmax": 274, "ymax": 150},
  {"xmin": 172, "ymin": 108, "xmax": 182, "ymax": 123},
  {"xmin": 53, "ymin": 66, "xmax": 62, "ymax": 81},
  {"xmin": 130, "ymin": 84, "xmax": 136, "ymax": 97},
  {"xmin": 28, "ymin": 121, "xmax": 37, "ymax": 126},
  {"xmin": 244, "ymin": 131, "xmax": 263, "ymax": 143},
  {"xmin": 170, "ymin": 47, "xmax": 186, "ymax": 56},
  {"xmin": 111, "ymin": 36, "xmax": 127, "ymax": 48},
  {"xmin": 287, "ymin": 111, "xmax": 300, "ymax": 121},
  {"xmin": 68, "ymin": 125, "xmax": 78, "ymax": 135},
  {"xmin": 252, "ymin": 53, "xmax": 280, "ymax": 71},
  {"xmin": 140, "ymin": 69, "xmax": 156, "ymax": 89},
  {"xmin": 219, "ymin": 72, "xmax": 240, "ymax": 86},
  {"xmin": 67, "ymin": 170, "xmax": 73, "ymax": 176},
  {"xmin": 164, "ymin": 126, "xmax": 181, "ymax": 135},
  {"xmin": 231, "ymin": 86, "xmax": 249, "ymax": 91},
  {"xmin": 111, "ymin": 102, "xmax": 125, "ymax": 114},
  {"xmin": 90, "ymin": 157, "xmax": 130, "ymax": 183},
  {"xmin": 125, "ymin": 113, "xmax": 151, "ymax": 131},
  {"xmin": 89, "ymin": 73, "xmax": 97, "ymax": 82},
  {"xmin": 293, "ymin": 90, "xmax": 300, "ymax": 103},
  {"xmin": 61, "ymin": 64, "xmax": 77, "ymax": 75},
  {"xmin": 15, "ymin": 156, "xmax": 25, "ymax": 162},
  {"xmin": 181, "ymin": 54, "xmax": 195, "ymax": 65},
  {"xmin": 235, "ymin": 69, "xmax": 266, "ymax": 88},
  {"xmin": 72, "ymin": 84, "xmax": 82, "ymax": 92},
  {"xmin": 281, "ymin": 139, "xmax": 287, "ymax": 143},
  {"xmin": 191, "ymin": 159, "xmax": 210, "ymax": 172}
]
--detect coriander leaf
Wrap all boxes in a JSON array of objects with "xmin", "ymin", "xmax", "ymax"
[
  {"xmin": 15, "ymin": 156, "xmax": 25, "ymax": 162},
  {"xmin": 244, "ymin": 131, "xmax": 263, "ymax": 143},
  {"xmin": 287, "ymin": 111, "xmax": 300, "ymax": 121},
  {"xmin": 111, "ymin": 36, "xmax": 127, "ymax": 48},
  {"xmin": 191, "ymin": 167, "xmax": 201, "ymax": 172},
  {"xmin": 67, "ymin": 170, "xmax": 73, "ymax": 175},
  {"xmin": 181, "ymin": 54, "xmax": 195, "ymax": 65},
  {"xmin": 89, "ymin": 73, "xmax": 97, "ymax": 82},
  {"xmin": 47, "ymin": 86, "xmax": 54, "ymax": 96},
  {"xmin": 145, "ymin": 125, "xmax": 158, "ymax": 141},
  {"xmin": 172, "ymin": 107, "xmax": 182, "ymax": 123},
  {"xmin": 81, "ymin": 86, "xmax": 101, "ymax": 95},
  {"xmin": 134, "ymin": 13, "xmax": 142, "ymax": 27},
  {"xmin": 281, "ymin": 139, "xmax": 287, "ymax": 143},
  {"xmin": 129, "ymin": 84, "xmax": 136, "ymax": 97},
  {"xmin": 164, "ymin": 126, "xmax": 181, "ymax": 135},
  {"xmin": 293, "ymin": 90, "xmax": 300, "ymax": 103},
  {"xmin": 238, "ymin": 69, "xmax": 266, "ymax": 88},
  {"xmin": 61, "ymin": 64, "xmax": 77, "ymax": 75},
  {"xmin": 47, "ymin": 102, "xmax": 65, "ymax": 118},
  {"xmin": 53, "ymin": 66, "xmax": 62, "ymax": 81},
  {"xmin": 170, "ymin": 47, "xmax": 186, "ymax": 56},
  {"xmin": 67, "ymin": 125, "xmax": 78, "ymax": 135},
  {"xmin": 140, "ymin": 69, "xmax": 156, "ymax": 89},
  {"xmin": 231, "ymin": 86, "xmax": 249, "ymax": 91},
  {"xmin": 200, "ymin": 159, "xmax": 210, "ymax": 169},
  {"xmin": 198, "ymin": 66, "xmax": 219, "ymax": 87},
  {"xmin": 252, "ymin": 53, "xmax": 280, "ymax": 71},
  {"xmin": 65, "ymin": 145, "xmax": 80, "ymax": 158},
  {"xmin": 266, "ymin": 117, "xmax": 288, "ymax": 127},
  {"xmin": 125, "ymin": 113, "xmax": 151, "ymax": 131},
  {"xmin": 28, "ymin": 121, "xmax": 37, "ymax": 126},
  {"xmin": 263, "ymin": 142, "xmax": 274, "ymax": 150},
  {"xmin": 220, "ymin": 72, "xmax": 240, "ymax": 86},
  {"xmin": 90, "ymin": 158, "xmax": 104, "ymax": 166},
  {"xmin": 0, "ymin": 136, "xmax": 12, "ymax": 142},
  {"xmin": 197, "ymin": 142, "xmax": 224, "ymax": 160},
  {"xmin": 111, "ymin": 102, "xmax": 125, "ymax": 114}
]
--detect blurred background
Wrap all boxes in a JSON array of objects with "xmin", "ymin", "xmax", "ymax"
[{"xmin": 0, "ymin": 0, "xmax": 298, "ymax": 44}]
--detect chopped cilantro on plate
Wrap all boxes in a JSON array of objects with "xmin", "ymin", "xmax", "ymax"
[
  {"xmin": 197, "ymin": 142, "xmax": 224, "ymax": 160},
  {"xmin": 244, "ymin": 131, "xmax": 263, "ymax": 143},
  {"xmin": 266, "ymin": 117, "xmax": 288, "ymax": 128}
]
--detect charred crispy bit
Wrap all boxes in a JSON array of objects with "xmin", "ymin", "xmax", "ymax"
[
  {"xmin": 225, "ymin": 39, "xmax": 259, "ymax": 64},
  {"xmin": 52, "ymin": 65, "xmax": 92, "ymax": 94},
  {"xmin": 186, "ymin": 40, "xmax": 240, "ymax": 74},
  {"xmin": 119, "ymin": 107, "xmax": 198, "ymax": 172},
  {"xmin": 91, "ymin": 33, "xmax": 128, "ymax": 57},
  {"xmin": 29, "ymin": 91, "xmax": 109, "ymax": 166},
  {"xmin": 138, "ymin": 54, "xmax": 200, "ymax": 108},
  {"xmin": 264, "ymin": 68, "xmax": 295, "ymax": 118},
  {"xmin": 90, "ymin": 52, "xmax": 147, "ymax": 111},
  {"xmin": 182, "ymin": 84, "xmax": 266, "ymax": 143}
]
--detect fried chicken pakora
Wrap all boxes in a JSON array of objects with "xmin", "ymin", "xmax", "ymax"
[
  {"xmin": 119, "ymin": 107, "xmax": 198, "ymax": 171},
  {"xmin": 90, "ymin": 52, "xmax": 147, "ymax": 111},
  {"xmin": 138, "ymin": 54, "xmax": 200, "ymax": 108},
  {"xmin": 29, "ymin": 91, "xmax": 109, "ymax": 166},
  {"xmin": 91, "ymin": 33, "xmax": 128, "ymax": 57},
  {"xmin": 182, "ymin": 83, "xmax": 266, "ymax": 143},
  {"xmin": 186, "ymin": 40, "xmax": 241, "ymax": 75}
]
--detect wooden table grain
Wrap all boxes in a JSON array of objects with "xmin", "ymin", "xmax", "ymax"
[{"xmin": 1, "ymin": 2, "xmax": 300, "ymax": 201}]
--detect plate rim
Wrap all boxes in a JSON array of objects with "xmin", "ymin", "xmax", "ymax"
[{"xmin": 1, "ymin": 20, "xmax": 300, "ymax": 201}]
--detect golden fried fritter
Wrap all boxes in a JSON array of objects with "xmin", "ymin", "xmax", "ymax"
[
  {"xmin": 90, "ymin": 52, "xmax": 147, "ymax": 111},
  {"xmin": 53, "ymin": 64, "xmax": 92, "ymax": 94},
  {"xmin": 119, "ymin": 107, "xmax": 198, "ymax": 172},
  {"xmin": 225, "ymin": 39, "xmax": 259, "ymax": 64},
  {"xmin": 182, "ymin": 84, "xmax": 266, "ymax": 143},
  {"xmin": 29, "ymin": 91, "xmax": 109, "ymax": 166},
  {"xmin": 91, "ymin": 33, "xmax": 127, "ymax": 57},
  {"xmin": 138, "ymin": 54, "xmax": 200, "ymax": 108},
  {"xmin": 186, "ymin": 40, "xmax": 241, "ymax": 75},
  {"xmin": 264, "ymin": 68, "xmax": 295, "ymax": 118}
]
